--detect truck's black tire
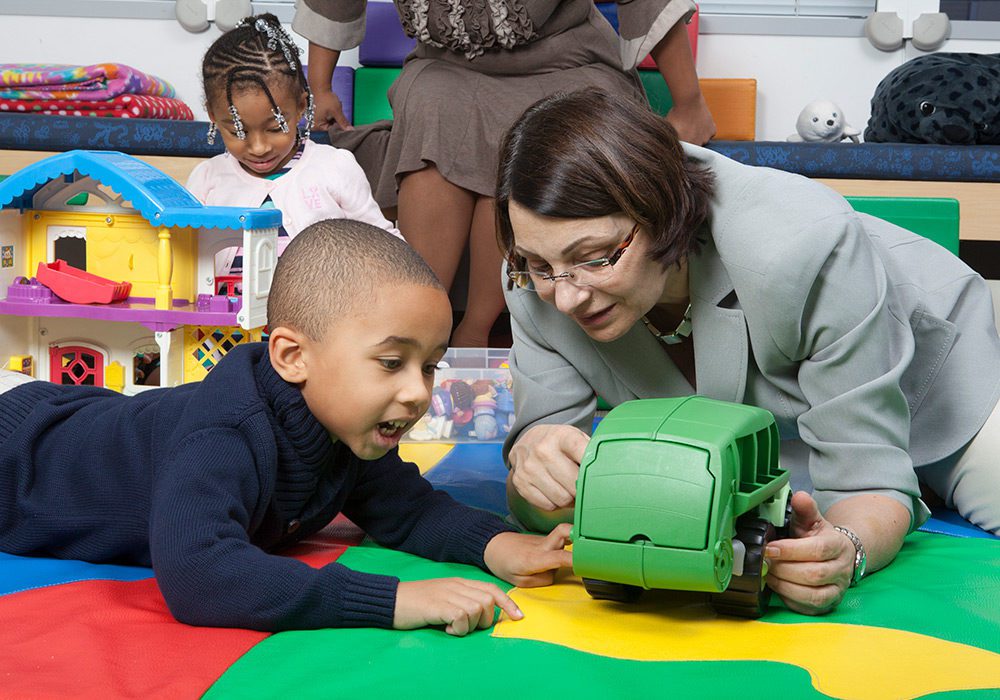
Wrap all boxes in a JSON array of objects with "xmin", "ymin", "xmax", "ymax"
[
  {"xmin": 582, "ymin": 578, "xmax": 644, "ymax": 603},
  {"xmin": 710, "ymin": 517, "xmax": 775, "ymax": 618}
]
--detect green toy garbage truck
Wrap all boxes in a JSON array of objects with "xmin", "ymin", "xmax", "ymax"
[{"xmin": 572, "ymin": 396, "xmax": 791, "ymax": 618}]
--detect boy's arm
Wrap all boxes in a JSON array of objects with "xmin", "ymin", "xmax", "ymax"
[
  {"xmin": 342, "ymin": 449, "xmax": 516, "ymax": 570},
  {"xmin": 149, "ymin": 429, "xmax": 399, "ymax": 631}
]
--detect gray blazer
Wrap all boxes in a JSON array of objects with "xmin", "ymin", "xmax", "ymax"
[{"xmin": 503, "ymin": 144, "xmax": 1000, "ymax": 526}]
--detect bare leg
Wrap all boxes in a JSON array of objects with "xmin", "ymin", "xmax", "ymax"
[
  {"xmin": 396, "ymin": 166, "xmax": 474, "ymax": 290},
  {"xmin": 451, "ymin": 195, "xmax": 507, "ymax": 348}
]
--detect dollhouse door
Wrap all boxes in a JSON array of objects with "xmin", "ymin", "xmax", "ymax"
[
  {"xmin": 49, "ymin": 345, "xmax": 104, "ymax": 386},
  {"xmin": 236, "ymin": 227, "xmax": 277, "ymax": 330}
]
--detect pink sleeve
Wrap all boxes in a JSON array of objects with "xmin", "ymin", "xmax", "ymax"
[
  {"xmin": 185, "ymin": 159, "xmax": 213, "ymax": 204},
  {"xmin": 328, "ymin": 149, "xmax": 403, "ymax": 240}
]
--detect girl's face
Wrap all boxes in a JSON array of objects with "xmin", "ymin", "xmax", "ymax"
[
  {"xmin": 208, "ymin": 82, "xmax": 306, "ymax": 178},
  {"xmin": 509, "ymin": 200, "xmax": 672, "ymax": 343}
]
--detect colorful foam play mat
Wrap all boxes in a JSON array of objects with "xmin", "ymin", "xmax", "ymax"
[{"xmin": 2, "ymin": 444, "xmax": 998, "ymax": 699}]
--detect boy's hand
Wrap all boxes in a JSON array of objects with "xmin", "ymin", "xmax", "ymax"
[
  {"xmin": 393, "ymin": 578, "xmax": 522, "ymax": 636},
  {"xmin": 483, "ymin": 523, "xmax": 573, "ymax": 587}
]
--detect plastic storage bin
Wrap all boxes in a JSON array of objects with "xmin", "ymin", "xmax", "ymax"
[{"xmin": 403, "ymin": 347, "xmax": 514, "ymax": 443}]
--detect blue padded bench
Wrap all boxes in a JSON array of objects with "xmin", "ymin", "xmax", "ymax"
[{"xmin": 4, "ymin": 112, "xmax": 999, "ymax": 182}]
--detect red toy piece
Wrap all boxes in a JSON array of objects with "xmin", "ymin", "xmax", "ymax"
[{"xmin": 36, "ymin": 260, "xmax": 132, "ymax": 305}]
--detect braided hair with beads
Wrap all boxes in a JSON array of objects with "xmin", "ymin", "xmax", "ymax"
[{"xmin": 202, "ymin": 13, "xmax": 315, "ymax": 144}]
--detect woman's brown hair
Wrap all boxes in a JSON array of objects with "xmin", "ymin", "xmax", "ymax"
[{"xmin": 496, "ymin": 87, "xmax": 715, "ymax": 274}]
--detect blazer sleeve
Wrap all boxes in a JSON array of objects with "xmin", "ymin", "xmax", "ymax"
[
  {"xmin": 617, "ymin": 0, "xmax": 696, "ymax": 70},
  {"xmin": 293, "ymin": 0, "xmax": 366, "ymax": 51},
  {"xmin": 149, "ymin": 428, "xmax": 398, "ymax": 631},
  {"xmin": 501, "ymin": 277, "xmax": 598, "ymax": 465},
  {"xmin": 759, "ymin": 211, "xmax": 928, "ymax": 529}
]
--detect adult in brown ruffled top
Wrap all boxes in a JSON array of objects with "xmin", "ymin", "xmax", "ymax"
[{"xmin": 293, "ymin": 0, "xmax": 715, "ymax": 348}]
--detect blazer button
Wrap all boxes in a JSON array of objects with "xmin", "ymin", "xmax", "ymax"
[{"xmin": 286, "ymin": 519, "xmax": 301, "ymax": 534}]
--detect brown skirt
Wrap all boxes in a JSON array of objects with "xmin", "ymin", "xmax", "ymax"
[{"xmin": 330, "ymin": 4, "xmax": 644, "ymax": 208}]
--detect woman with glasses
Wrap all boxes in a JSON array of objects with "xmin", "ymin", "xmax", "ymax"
[{"xmin": 497, "ymin": 88, "xmax": 1000, "ymax": 615}]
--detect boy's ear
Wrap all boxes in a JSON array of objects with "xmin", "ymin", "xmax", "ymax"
[{"xmin": 268, "ymin": 326, "xmax": 310, "ymax": 384}]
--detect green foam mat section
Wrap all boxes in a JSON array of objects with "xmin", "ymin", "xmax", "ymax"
[
  {"xmin": 353, "ymin": 67, "xmax": 401, "ymax": 125},
  {"xmin": 638, "ymin": 69, "xmax": 674, "ymax": 117},
  {"xmin": 847, "ymin": 196, "xmax": 960, "ymax": 255},
  {"xmin": 205, "ymin": 533, "xmax": 1000, "ymax": 699}
]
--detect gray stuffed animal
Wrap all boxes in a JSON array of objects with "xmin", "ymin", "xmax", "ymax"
[{"xmin": 865, "ymin": 53, "xmax": 1000, "ymax": 145}]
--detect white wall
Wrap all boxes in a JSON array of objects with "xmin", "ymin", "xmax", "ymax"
[
  {"xmin": 696, "ymin": 32, "xmax": 1000, "ymax": 141},
  {"xmin": 0, "ymin": 13, "xmax": 998, "ymax": 139}
]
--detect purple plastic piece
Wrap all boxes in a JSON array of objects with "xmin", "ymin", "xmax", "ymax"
[
  {"xmin": 303, "ymin": 65, "xmax": 355, "ymax": 125},
  {"xmin": 6, "ymin": 276, "xmax": 56, "ymax": 304},
  {"xmin": 331, "ymin": 66, "xmax": 355, "ymax": 124},
  {"xmin": 196, "ymin": 293, "xmax": 240, "ymax": 313},
  {"xmin": 359, "ymin": 2, "xmax": 415, "ymax": 67},
  {"xmin": 0, "ymin": 292, "xmax": 245, "ymax": 334}
]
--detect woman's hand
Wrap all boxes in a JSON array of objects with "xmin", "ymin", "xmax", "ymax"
[
  {"xmin": 765, "ymin": 491, "xmax": 856, "ymax": 615},
  {"xmin": 312, "ymin": 89, "xmax": 353, "ymax": 131},
  {"xmin": 484, "ymin": 523, "xmax": 573, "ymax": 587},
  {"xmin": 508, "ymin": 424, "xmax": 589, "ymax": 510},
  {"xmin": 666, "ymin": 94, "xmax": 716, "ymax": 145},
  {"xmin": 394, "ymin": 578, "xmax": 522, "ymax": 636}
]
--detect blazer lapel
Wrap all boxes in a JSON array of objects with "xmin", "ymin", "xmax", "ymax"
[
  {"xmin": 689, "ymin": 234, "xmax": 749, "ymax": 404},
  {"xmin": 594, "ymin": 322, "xmax": 694, "ymax": 399}
]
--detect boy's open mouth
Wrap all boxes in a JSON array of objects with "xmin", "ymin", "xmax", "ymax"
[{"xmin": 377, "ymin": 419, "xmax": 408, "ymax": 437}]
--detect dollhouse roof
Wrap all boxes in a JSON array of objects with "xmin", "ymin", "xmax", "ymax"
[{"xmin": 0, "ymin": 150, "xmax": 281, "ymax": 230}]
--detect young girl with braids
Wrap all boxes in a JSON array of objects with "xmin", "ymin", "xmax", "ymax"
[{"xmin": 187, "ymin": 14, "xmax": 400, "ymax": 249}]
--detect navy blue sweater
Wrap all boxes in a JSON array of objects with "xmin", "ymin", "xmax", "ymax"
[{"xmin": 0, "ymin": 343, "xmax": 513, "ymax": 631}]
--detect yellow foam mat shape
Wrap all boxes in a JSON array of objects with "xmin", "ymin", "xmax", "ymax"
[
  {"xmin": 494, "ymin": 573, "xmax": 1000, "ymax": 700},
  {"xmin": 399, "ymin": 443, "xmax": 453, "ymax": 475}
]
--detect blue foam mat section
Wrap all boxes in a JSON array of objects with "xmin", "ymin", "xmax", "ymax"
[
  {"xmin": 423, "ymin": 443, "xmax": 509, "ymax": 515},
  {"xmin": 0, "ymin": 551, "xmax": 152, "ymax": 596},
  {"xmin": 921, "ymin": 508, "xmax": 995, "ymax": 539}
]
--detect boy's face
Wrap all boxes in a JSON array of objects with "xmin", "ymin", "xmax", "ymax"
[{"xmin": 296, "ymin": 284, "xmax": 452, "ymax": 460}]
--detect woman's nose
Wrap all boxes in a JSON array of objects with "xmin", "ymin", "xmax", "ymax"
[{"xmin": 551, "ymin": 280, "xmax": 591, "ymax": 314}]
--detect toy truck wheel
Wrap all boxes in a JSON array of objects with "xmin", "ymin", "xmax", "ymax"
[
  {"xmin": 776, "ymin": 498, "xmax": 793, "ymax": 539},
  {"xmin": 582, "ymin": 578, "xmax": 643, "ymax": 603},
  {"xmin": 710, "ymin": 517, "xmax": 775, "ymax": 619}
]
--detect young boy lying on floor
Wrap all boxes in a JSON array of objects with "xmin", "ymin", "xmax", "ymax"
[{"xmin": 0, "ymin": 218, "xmax": 571, "ymax": 635}]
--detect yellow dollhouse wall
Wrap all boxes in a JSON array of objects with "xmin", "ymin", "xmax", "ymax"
[
  {"xmin": 25, "ymin": 210, "xmax": 198, "ymax": 303},
  {"xmin": 183, "ymin": 324, "xmax": 265, "ymax": 383}
]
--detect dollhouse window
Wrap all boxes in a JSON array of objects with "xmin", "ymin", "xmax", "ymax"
[
  {"xmin": 133, "ymin": 343, "xmax": 161, "ymax": 387},
  {"xmin": 49, "ymin": 344, "xmax": 105, "ymax": 387},
  {"xmin": 48, "ymin": 225, "xmax": 87, "ymax": 270}
]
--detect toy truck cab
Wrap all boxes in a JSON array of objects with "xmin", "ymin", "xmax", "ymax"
[{"xmin": 571, "ymin": 396, "xmax": 791, "ymax": 617}]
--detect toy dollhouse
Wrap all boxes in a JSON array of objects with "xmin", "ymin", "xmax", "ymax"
[{"xmin": 0, "ymin": 150, "xmax": 279, "ymax": 393}]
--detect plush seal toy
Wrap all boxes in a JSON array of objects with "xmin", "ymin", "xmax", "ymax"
[
  {"xmin": 788, "ymin": 100, "xmax": 861, "ymax": 143},
  {"xmin": 865, "ymin": 52, "xmax": 1000, "ymax": 145}
]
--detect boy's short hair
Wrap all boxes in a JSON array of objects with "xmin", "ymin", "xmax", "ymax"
[{"xmin": 267, "ymin": 219, "xmax": 443, "ymax": 340}]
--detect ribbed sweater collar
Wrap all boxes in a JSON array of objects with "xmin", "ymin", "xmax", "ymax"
[{"xmin": 252, "ymin": 350, "xmax": 335, "ymax": 476}]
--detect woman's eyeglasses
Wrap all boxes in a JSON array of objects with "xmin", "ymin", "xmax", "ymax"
[{"xmin": 508, "ymin": 223, "xmax": 639, "ymax": 293}]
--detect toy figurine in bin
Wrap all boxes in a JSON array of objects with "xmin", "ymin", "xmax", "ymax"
[{"xmin": 402, "ymin": 348, "xmax": 515, "ymax": 443}]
